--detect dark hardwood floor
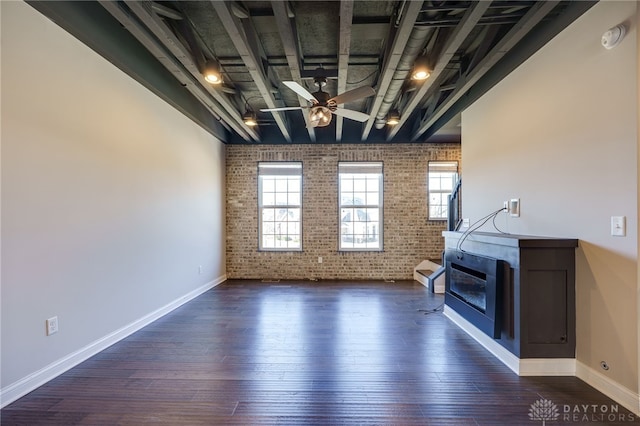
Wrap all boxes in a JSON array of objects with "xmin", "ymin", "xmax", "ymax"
[{"xmin": 3, "ymin": 280, "xmax": 638, "ymax": 425}]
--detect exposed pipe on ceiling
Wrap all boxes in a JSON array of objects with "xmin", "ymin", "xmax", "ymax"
[{"xmin": 374, "ymin": 25, "xmax": 433, "ymax": 129}]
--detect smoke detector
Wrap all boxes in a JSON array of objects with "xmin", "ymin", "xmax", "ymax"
[{"xmin": 601, "ymin": 25, "xmax": 626, "ymax": 50}]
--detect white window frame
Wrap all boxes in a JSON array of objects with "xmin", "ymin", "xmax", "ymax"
[
  {"xmin": 258, "ymin": 162, "xmax": 302, "ymax": 251},
  {"xmin": 338, "ymin": 162, "xmax": 383, "ymax": 251},
  {"xmin": 428, "ymin": 161, "xmax": 458, "ymax": 221}
]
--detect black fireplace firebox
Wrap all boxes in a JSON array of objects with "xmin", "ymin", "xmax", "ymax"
[{"xmin": 444, "ymin": 250, "xmax": 503, "ymax": 338}]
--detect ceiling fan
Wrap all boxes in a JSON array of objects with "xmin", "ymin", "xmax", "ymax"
[{"xmin": 261, "ymin": 75, "xmax": 375, "ymax": 128}]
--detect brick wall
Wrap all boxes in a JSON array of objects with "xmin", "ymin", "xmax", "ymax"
[{"xmin": 226, "ymin": 143, "xmax": 461, "ymax": 280}]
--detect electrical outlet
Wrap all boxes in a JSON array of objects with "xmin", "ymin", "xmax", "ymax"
[
  {"xmin": 198, "ymin": 265, "xmax": 203, "ymax": 274},
  {"xmin": 318, "ymin": 256, "xmax": 323, "ymax": 264},
  {"xmin": 46, "ymin": 316, "xmax": 58, "ymax": 336},
  {"xmin": 462, "ymin": 218, "xmax": 470, "ymax": 228}
]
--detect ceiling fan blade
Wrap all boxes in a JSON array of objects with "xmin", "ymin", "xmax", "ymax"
[
  {"xmin": 329, "ymin": 86, "xmax": 375, "ymax": 105},
  {"xmin": 260, "ymin": 106, "xmax": 306, "ymax": 112},
  {"xmin": 283, "ymin": 81, "xmax": 317, "ymax": 103},
  {"xmin": 331, "ymin": 108, "xmax": 370, "ymax": 122}
]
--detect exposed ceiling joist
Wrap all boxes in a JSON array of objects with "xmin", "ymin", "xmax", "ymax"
[
  {"xmin": 360, "ymin": 0, "xmax": 424, "ymax": 141},
  {"xmin": 211, "ymin": 1, "xmax": 292, "ymax": 143},
  {"xmin": 413, "ymin": 0, "xmax": 560, "ymax": 140},
  {"xmin": 100, "ymin": 0, "xmax": 254, "ymax": 141},
  {"xmin": 466, "ymin": 24, "xmax": 501, "ymax": 73},
  {"xmin": 386, "ymin": 1, "xmax": 491, "ymax": 141},
  {"xmin": 46, "ymin": 1, "xmax": 597, "ymax": 145},
  {"xmin": 335, "ymin": 0, "xmax": 354, "ymax": 142},
  {"xmin": 150, "ymin": 2, "xmax": 183, "ymax": 20},
  {"xmin": 122, "ymin": 1, "xmax": 259, "ymax": 141},
  {"xmin": 271, "ymin": 1, "xmax": 315, "ymax": 142}
]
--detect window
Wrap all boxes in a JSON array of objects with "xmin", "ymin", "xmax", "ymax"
[
  {"xmin": 339, "ymin": 162, "xmax": 383, "ymax": 251},
  {"xmin": 428, "ymin": 161, "xmax": 458, "ymax": 220},
  {"xmin": 258, "ymin": 162, "xmax": 302, "ymax": 250}
]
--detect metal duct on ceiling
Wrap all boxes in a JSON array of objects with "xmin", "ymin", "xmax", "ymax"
[{"xmin": 374, "ymin": 25, "xmax": 433, "ymax": 129}]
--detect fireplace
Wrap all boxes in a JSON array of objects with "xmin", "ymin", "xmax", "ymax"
[{"xmin": 444, "ymin": 250, "xmax": 503, "ymax": 338}]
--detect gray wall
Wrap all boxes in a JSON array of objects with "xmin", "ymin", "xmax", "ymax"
[
  {"xmin": 1, "ymin": 1, "xmax": 226, "ymax": 402},
  {"xmin": 462, "ymin": 0, "xmax": 638, "ymax": 405}
]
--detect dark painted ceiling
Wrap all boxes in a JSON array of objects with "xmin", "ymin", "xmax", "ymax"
[{"xmin": 29, "ymin": 1, "xmax": 595, "ymax": 144}]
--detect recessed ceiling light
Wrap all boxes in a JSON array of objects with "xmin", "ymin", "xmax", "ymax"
[
  {"xmin": 411, "ymin": 56, "xmax": 431, "ymax": 81},
  {"xmin": 387, "ymin": 110, "xmax": 400, "ymax": 125},
  {"xmin": 203, "ymin": 60, "xmax": 223, "ymax": 85},
  {"xmin": 243, "ymin": 111, "xmax": 258, "ymax": 126}
]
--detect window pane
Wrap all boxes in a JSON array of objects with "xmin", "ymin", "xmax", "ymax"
[
  {"xmin": 262, "ymin": 208, "xmax": 275, "ymax": 221},
  {"xmin": 263, "ymin": 235, "xmax": 275, "ymax": 248},
  {"xmin": 259, "ymin": 162, "xmax": 302, "ymax": 250},
  {"xmin": 428, "ymin": 161, "xmax": 458, "ymax": 220},
  {"xmin": 287, "ymin": 222, "xmax": 299, "ymax": 235},
  {"xmin": 263, "ymin": 222, "xmax": 275, "ymax": 234},
  {"xmin": 341, "ymin": 208, "xmax": 353, "ymax": 223},
  {"xmin": 263, "ymin": 193, "xmax": 275, "ymax": 206},
  {"xmin": 341, "ymin": 195, "xmax": 354, "ymax": 206},
  {"xmin": 353, "ymin": 178, "xmax": 366, "ymax": 192},
  {"xmin": 429, "ymin": 176, "xmax": 442, "ymax": 190},
  {"xmin": 441, "ymin": 175, "xmax": 454, "ymax": 191},
  {"xmin": 288, "ymin": 192, "xmax": 300, "ymax": 205},
  {"xmin": 367, "ymin": 208, "xmax": 379, "ymax": 222},
  {"xmin": 289, "ymin": 208, "xmax": 301, "ymax": 221},
  {"xmin": 276, "ymin": 208, "xmax": 290, "ymax": 220},
  {"xmin": 275, "ymin": 192, "xmax": 288, "ymax": 205},
  {"xmin": 341, "ymin": 237, "xmax": 354, "ymax": 248},
  {"xmin": 366, "ymin": 178, "xmax": 378, "ymax": 191},
  {"xmin": 353, "ymin": 192, "xmax": 366, "ymax": 205},
  {"xmin": 339, "ymin": 163, "xmax": 383, "ymax": 251},
  {"xmin": 262, "ymin": 178, "xmax": 275, "ymax": 192},
  {"xmin": 430, "ymin": 205, "xmax": 442, "ymax": 218},
  {"xmin": 288, "ymin": 177, "xmax": 300, "ymax": 191}
]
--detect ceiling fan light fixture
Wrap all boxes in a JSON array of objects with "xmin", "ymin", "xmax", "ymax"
[
  {"xmin": 243, "ymin": 110, "xmax": 258, "ymax": 127},
  {"xmin": 411, "ymin": 56, "xmax": 431, "ymax": 81},
  {"xmin": 310, "ymin": 106, "xmax": 332, "ymax": 127},
  {"xmin": 261, "ymin": 79, "xmax": 374, "ymax": 127},
  {"xmin": 203, "ymin": 60, "xmax": 223, "ymax": 85},
  {"xmin": 387, "ymin": 110, "xmax": 400, "ymax": 126}
]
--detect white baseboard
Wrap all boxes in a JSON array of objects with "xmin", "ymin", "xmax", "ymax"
[
  {"xmin": 444, "ymin": 306, "xmax": 640, "ymax": 416},
  {"xmin": 0, "ymin": 275, "xmax": 226, "ymax": 409},
  {"xmin": 518, "ymin": 357, "xmax": 576, "ymax": 376},
  {"xmin": 576, "ymin": 360, "xmax": 640, "ymax": 416},
  {"xmin": 443, "ymin": 306, "xmax": 575, "ymax": 376}
]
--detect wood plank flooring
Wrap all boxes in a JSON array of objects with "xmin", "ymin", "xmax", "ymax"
[{"xmin": 3, "ymin": 280, "xmax": 638, "ymax": 425}]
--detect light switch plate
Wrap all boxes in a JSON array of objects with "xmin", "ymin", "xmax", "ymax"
[
  {"xmin": 509, "ymin": 198, "xmax": 520, "ymax": 217},
  {"xmin": 611, "ymin": 216, "xmax": 626, "ymax": 236}
]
